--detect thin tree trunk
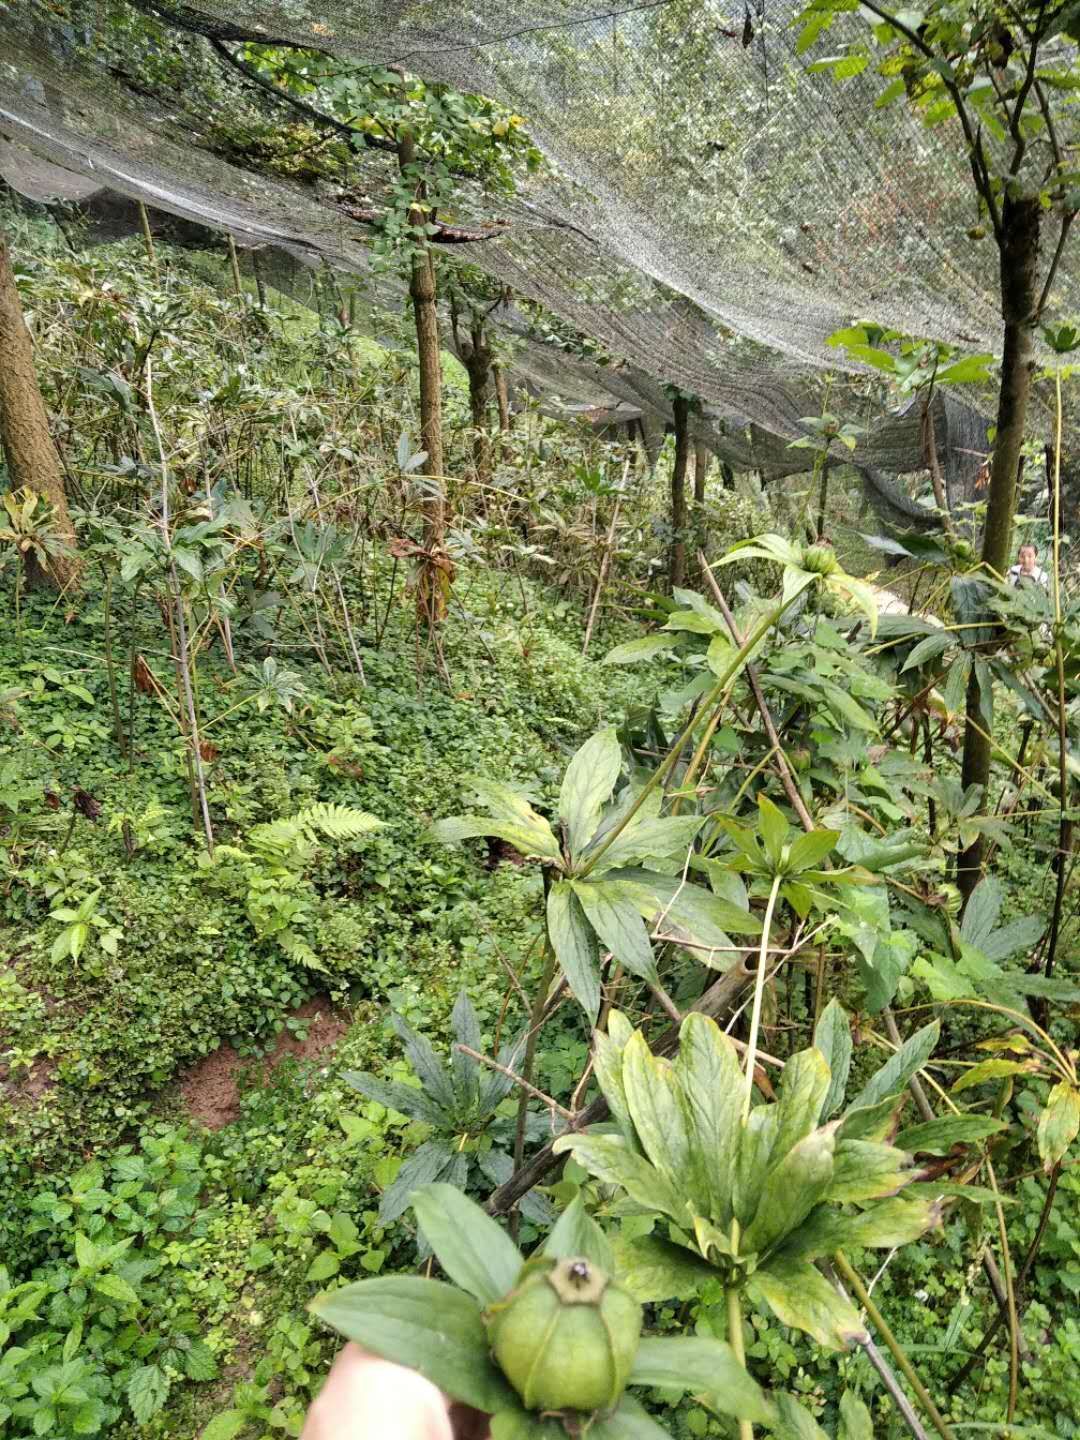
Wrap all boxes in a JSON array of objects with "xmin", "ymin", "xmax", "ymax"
[
  {"xmin": 0, "ymin": 230, "xmax": 79, "ymax": 590},
  {"xmin": 400, "ymin": 133, "xmax": 449, "ymax": 627},
  {"xmin": 492, "ymin": 364, "xmax": 512, "ymax": 431},
  {"xmin": 137, "ymin": 202, "xmax": 159, "ymax": 276},
  {"xmin": 463, "ymin": 322, "xmax": 492, "ymax": 487},
  {"xmin": 226, "ymin": 234, "xmax": 243, "ymax": 297},
  {"xmin": 958, "ymin": 195, "xmax": 1041, "ymax": 900},
  {"xmin": 694, "ymin": 442, "xmax": 709, "ymax": 505},
  {"xmin": 670, "ymin": 394, "xmax": 690, "ymax": 591}
]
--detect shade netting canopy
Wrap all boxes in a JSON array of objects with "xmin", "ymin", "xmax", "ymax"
[{"xmin": 1, "ymin": 0, "xmax": 1077, "ymax": 519}]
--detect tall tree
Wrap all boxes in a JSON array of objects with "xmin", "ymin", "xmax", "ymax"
[
  {"xmin": 798, "ymin": 0, "xmax": 1078, "ymax": 899},
  {"xmin": 0, "ymin": 230, "xmax": 79, "ymax": 590},
  {"xmin": 669, "ymin": 391, "xmax": 692, "ymax": 590}
]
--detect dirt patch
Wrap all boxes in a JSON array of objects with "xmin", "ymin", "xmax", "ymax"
[
  {"xmin": 1, "ymin": 1054, "xmax": 57, "ymax": 1104},
  {"xmin": 178, "ymin": 996, "xmax": 350, "ymax": 1130}
]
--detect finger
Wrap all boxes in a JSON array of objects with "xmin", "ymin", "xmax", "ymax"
[{"xmin": 302, "ymin": 1344, "xmax": 455, "ymax": 1440}]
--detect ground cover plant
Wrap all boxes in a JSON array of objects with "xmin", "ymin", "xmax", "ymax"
[{"xmin": 1, "ymin": 6, "xmax": 1080, "ymax": 1435}]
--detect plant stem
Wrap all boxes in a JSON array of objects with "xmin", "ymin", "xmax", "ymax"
[
  {"xmin": 1043, "ymin": 367, "xmax": 1071, "ymax": 987},
  {"xmin": 834, "ymin": 1251, "xmax": 957, "ymax": 1440},
  {"xmin": 742, "ymin": 874, "xmax": 782, "ymax": 1123},
  {"xmin": 986, "ymin": 1157, "xmax": 1020, "ymax": 1421},
  {"xmin": 510, "ymin": 895, "xmax": 557, "ymax": 1239},
  {"xmin": 582, "ymin": 585, "xmax": 809, "ymax": 879},
  {"xmin": 725, "ymin": 1280, "xmax": 753, "ymax": 1440},
  {"xmin": 100, "ymin": 564, "xmax": 125, "ymax": 757}
]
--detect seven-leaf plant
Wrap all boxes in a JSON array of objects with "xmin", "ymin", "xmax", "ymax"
[
  {"xmin": 310, "ymin": 1189, "xmax": 771, "ymax": 1440},
  {"xmin": 431, "ymin": 729, "xmax": 762, "ymax": 1019}
]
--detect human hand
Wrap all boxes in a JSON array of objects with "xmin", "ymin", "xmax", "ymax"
[{"xmin": 300, "ymin": 1343, "xmax": 489, "ymax": 1440}]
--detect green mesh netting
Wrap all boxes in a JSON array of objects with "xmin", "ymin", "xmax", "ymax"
[{"xmin": 1, "ymin": 0, "xmax": 1076, "ymax": 518}]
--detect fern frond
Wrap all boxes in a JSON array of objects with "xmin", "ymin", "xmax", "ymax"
[{"xmin": 297, "ymin": 803, "xmax": 383, "ymax": 842}]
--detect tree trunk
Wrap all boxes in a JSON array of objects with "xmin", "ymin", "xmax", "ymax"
[
  {"xmin": 958, "ymin": 194, "xmax": 1041, "ymax": 901},
  {"xmin": 694, "ymin": 442, "xmax": 709, "ymax": 505},
  {"xmin": 462, "ymin": 321, "xmax": 493, "ymax": 487},
  {"xmin": 0, "ymin": 230, "xmax": 79, "ymax": 590},
  {"xmin": 640, "ymin": 412, "xmax": 665, "ymax": 473},
  {"xmin": 492, "ymin": 364, "xmax": 512, "ymax": 431},
  {"xmin": 399, "ymin": 133, "xmax": 449, "ymax": 624},
  {"xmin": 670, "ymin": 394, "xmax": 690, "ymax": 591}
]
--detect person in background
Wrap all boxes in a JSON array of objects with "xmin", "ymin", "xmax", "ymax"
[{"xmin": 1008, "ymin": 541, "xmax": 1049, "ymax": 589}]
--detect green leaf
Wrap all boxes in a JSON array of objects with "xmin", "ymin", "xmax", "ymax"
[
  {"xmin": 341, "ymin": 1072, "xmax": 448, "ymax": 1127},
  {"xmin": 592, "ymin": 1027, "xmax": 639, "ymax": 1150},
  {"xmin": 560, "ymin": 728, "xmax": 621, "ymax": 859},
  {"xmin": 777, "ymin": 1195, "xmax": 937, "ymax": 1261},
  {"xmin": 814, "ymin": 1001, "xmax": 852, "ymax": 1119},
  {"xmin": 74, "ymin": 1233, "xmax": 98, "ymax": 1271},
  {"xmin": 771, "ymin": 1048, "xmax": 832, "ymax": 1163},
  {"xmin": 305, "ymin": 1251, "xmax": 340, "ymax": 1282},
  {"xmin": 572, "ymin": 880, "xmax": 657, "ymax": 980},
  {"xmin": 608, "ymin": 1232, "xmax": 714, "ymax": 1302},
  {"xmin": 391, "ymin": 1013, "xmax": 457, "ymax": 1113},
  {"xmin": 742, "ymin": 1126, "xmax": 836, "ymax": 1257},
  {"xmin": 377, "ymin": 1141, "xmax": 458, "ymax": 1225},
  {"xmin": 603, "ymin": 633, "xmax": 679, "ymax": 665},
  {"xmin": 92, "ymin": 1273, "xmax": 139, "ymax": 1306},
  {"xmin": 838, "ymin": 1389, "xmax": 874, "ymax": 1440},
  {"xmin": 310, "ymin": 1277, "xmax": 517, "ymax": 1413},
  {"xmin": 595, "ymin": 815, "xmax": 703, "ymax": 873},
  {"xmin": 936, "ymin": 353, "xmax": 994, "ymax": 384},
  {"xmin": 592, "ymin": 1394, "xmax": 676, "ymax": 1440},
  {"xmin": 786, "ymin": 829, "xmax": 839, "ymax": 872},
  {"xmin": 1037, "ymin": 1082, "xmax": 1080, "ymax": 1170},
  {"xmin": 848, "ymin": 1022, "xmax": 939, "ymax": 1112},
  {"xmin": 183, "ymin": 1340, "xmax": 217, "ymax": 1382},
  {"xmin": 827, "ymin": 1141, "xmax": 911, "ymax": 1202},
  {"xmin": 769, "ymin": 1391, "xmax": 831, "ymax": 1440},
  {"xmin": 751, "ymin": 1259, "xmax": 867, "ymax": 1350},
  {"xmin": 490, "ymin": 1411, "xmax": 567, "ymax": 1440},
  {"xmin": 901, "ymin": 631, "xmax": 951, "ymax": 672},
  {"xmin": 896, "ymin": 1115, "xmax": 1006, "ymax": 1155},
  {"xmin": 628, "ymin": 1337, "xmax": 771, "ymax": 1422},
  {"xmin": 758, "ymin": 794, "xmax": 790, "ymax": 866},
  {"xmin": 837, "ymin": 1093, "xmax": 907, "ymax": 1142},
  {"xmin": 429, "ymin": 816, "xmax": 559, "ymax": 862},
  {"xmin": 547, "ymin": 882, "xmax": 600, "ymax": 1020},
  {"xmin": 960, "ymin": 877, "xmax": 1002, "ymax": 949},
  {"xmin": 411, "ymin": 1185, "xmax": 521, "ymax": 1305},
  {"xmin": 732, "ymin": 1105, "xmax": 780, "ymax": 1226},
  {"xmin": 542, "ymin": 1194, "xmax": 614, "ymax": 1271},
  {"xmin": 127, "ymin": 1365, "xmax": 169, "ymax": 1424},
  {"xmin": 952, "ymin": 1057, "xmax": 1032, "ymax": 1093},
  {"xmin": 200, "ymin": 1411, "xmax": 249, "ymax": 1440},
  {"xmin": 622, "ymin": 1030, "xmax": 692, "ymax": 1190},
  {"xmin": 672, "ymin": 1013, "xmax": 742, "ymax": 1221},
  {"xmin": 552, "ymin": 1135, "xmax": 689, "ymax": 1225}
]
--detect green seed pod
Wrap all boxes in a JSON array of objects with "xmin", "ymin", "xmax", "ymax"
[
  {"xmin": 802, "ymin": 544, "xmax": 839, "ymax": 576},
  {"xmin": 484, "ymin": 1256, "xmax": 642, "ymax": 1414}
]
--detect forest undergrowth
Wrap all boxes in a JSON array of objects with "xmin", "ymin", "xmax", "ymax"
[{"xmin": 1, "ymin": 207, "xmax": 1079, "ymax": 1440}]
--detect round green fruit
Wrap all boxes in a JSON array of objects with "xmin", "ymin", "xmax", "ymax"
[
  {"xmin": 802, "ymin": 544, "xmax": 839, "ymax": 576},
  {"xmin": 484, "ymin": 1256, "xmax": 642, "ymax": 1414}
]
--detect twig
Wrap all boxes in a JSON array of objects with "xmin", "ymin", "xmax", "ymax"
[
  {"xmin": 824, "ymin": 1264, "xmax": 930, "ymax": 1440},
  {"xmin": 834, "ymin": 1252, "xmax": 957, "ymax": 1440},
  {"xmin": 698, "ymin": 552, "xmax": 814, "ymax": 832},
  {"xmin": 454, "ymin": 1044, "xmax": 574, "ymax": 1122}
]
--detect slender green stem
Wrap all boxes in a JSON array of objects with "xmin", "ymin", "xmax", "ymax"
[
  {"xmin": 834, "ymin": 1251, "xmax": 957, "ymax": 1440},
  {"xmin": 742, "ymin": 873, "xmax": 783, "ymax": 1124},
  {"xmin": 582, "ymin": 586, "xmax": 808, "ymax": 878},
  {"xmin": 726, "ymin": 1279, "xmax": 753, "ymax": 1440},
  {"xmin": 985, "ymin": 1158, "xmax": 1020, "ymax": 1421},
  {"xmin": 1044, "ymin": 367, "xmax": 1071, "ymax": 984}
]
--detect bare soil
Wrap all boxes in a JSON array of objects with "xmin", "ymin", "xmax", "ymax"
[{"xmin": 178, "ymin": 995, "xmax": 349, "ymax": 1129}]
